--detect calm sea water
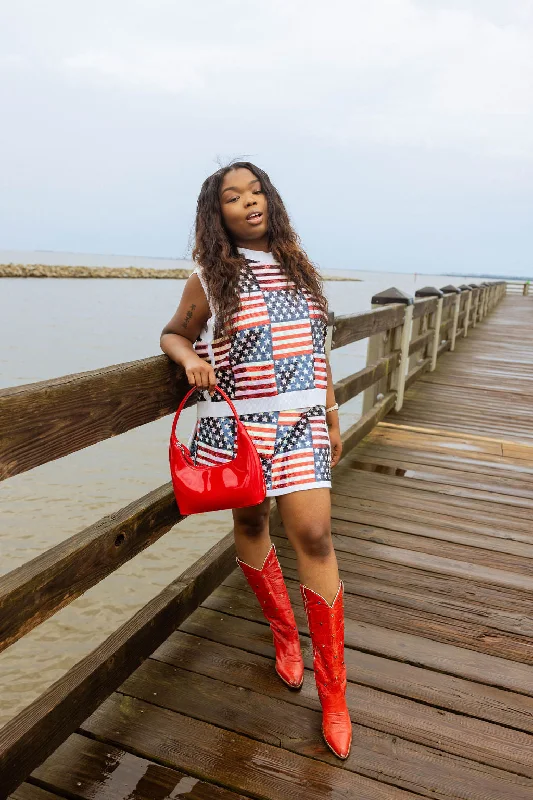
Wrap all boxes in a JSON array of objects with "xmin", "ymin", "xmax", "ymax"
[{"xmin": 0, "ymin": 268, "xmax": 478, "ymax": 725}]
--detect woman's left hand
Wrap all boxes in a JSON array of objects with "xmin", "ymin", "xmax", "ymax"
[{"xmin": 329, "ymin": 425, "xmax": 343, "ymax": 468}]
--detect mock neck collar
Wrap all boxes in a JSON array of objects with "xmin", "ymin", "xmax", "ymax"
[{"xmin": 237, "ymin": 247, "xmax": 277, "ymax": 265}]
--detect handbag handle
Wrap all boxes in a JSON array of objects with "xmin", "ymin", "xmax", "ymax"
[{"xmin": 171, "ymin": 384, "xmax": 240, "ymax": 441}]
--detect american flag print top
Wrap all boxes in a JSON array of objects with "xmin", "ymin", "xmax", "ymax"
[{"xmin": 188, "ymin": 248, "xmax": 332, "ymax": 497}]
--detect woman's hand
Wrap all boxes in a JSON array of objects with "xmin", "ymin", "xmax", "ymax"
[
  {"xmin": 183, "ymin": 354, "xmax": 217, "ymax": 396},
  {"xmin": 328, "ymin": 423, "xmax": 342, "ymax": 468}
]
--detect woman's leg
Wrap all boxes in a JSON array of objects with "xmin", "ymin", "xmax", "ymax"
[
  {"xmin": 276, "ymin": 487, "xmax": 352, "ymax": 759},
  {"xmin": 275, "ymin": 487, "xmax": 339, "ymax": 603},
  {"xmin": 232, "ymin": 496, "xmax": 304, "ymax": 688},
  {"xmin": 232, "ymin": 496, "xmax": 272, "ymax": 568}
]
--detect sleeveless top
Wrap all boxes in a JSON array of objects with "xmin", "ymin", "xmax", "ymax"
[{"xmin": 192, "ymin": 247, "xmax": 328, "ymax": 418}]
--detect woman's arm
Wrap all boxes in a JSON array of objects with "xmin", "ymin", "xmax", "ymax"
[
  {"xmin": 325, "ymin": 356, "xmax": 342, "ymax": 467},
  {"xmin": 160, "ymin": 273, "xmax": 217, "ymax": 395}
]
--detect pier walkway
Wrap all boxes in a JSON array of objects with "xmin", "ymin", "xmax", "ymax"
[{"xmin": 3, "ymin": 285, "xmax": 533, "ymax": 800}]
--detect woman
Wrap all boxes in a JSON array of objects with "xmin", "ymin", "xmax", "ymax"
[{"xmin": 160, "ymin": 162, "xmax": 351, "ymax": 759}]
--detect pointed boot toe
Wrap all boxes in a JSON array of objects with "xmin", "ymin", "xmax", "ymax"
[
  {"xmin": 275, "ymin": 657, "xmax": 304, "ymax": 689},
  {"xmin": 323, "ymin": 709, "xmax": 352, "ymax": 759}
]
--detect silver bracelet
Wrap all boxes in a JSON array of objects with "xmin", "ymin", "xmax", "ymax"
[{"xmin": 325, "ymin": 402, "xmax": 339, "ymax": 414}]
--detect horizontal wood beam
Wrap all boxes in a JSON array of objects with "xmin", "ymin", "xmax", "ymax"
[
  {"xmin": 331, "ymin": 305, "xmax": 405, "ymax": 350},
  {"xmin": 340, "ymin": 392, "xmax": 396, "ymax": 455},
  {"xmin": 0, "ymin": 483, "xmax": 182, "ymax": 654},
  {"xmin": 408, "ymin": 330, "xmax": 433, "ymax": 357},
  {"xmin": 0, "ymin": 527, "xmax": 239, "ymax": 798},
  {"xmin": 405, "ymin": 357, "xmax": 432, "ymax": 390},
  {"xmin": 0, "ymin": 356, "xmax": 191, "ymax": 481},
  {"xmin": 412, "ymin": 296, "xmax": 438, "ymax": 319},
  {"xmin": 333, "ymin": 353, "xmax": 400, "ymax": 407}
]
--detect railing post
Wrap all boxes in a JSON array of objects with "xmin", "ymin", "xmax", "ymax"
[
  {"xmin": 367, "ymin": 287, "xmax": 414, "ymax": 413},
  {"xmin": 441, "ymin": 285, "xmax": 461, "ymax": 351},
  {"xmin": 325, "ymin": 310, "xmax": 334, "ymax": 357},
  {"xmin": 458, "ymin": 285, "xmax": 473, "ymax": 337},
  {"xmin": 414, "ymin": 286, "xmax": 444, "ymax": 371},
  {"xmin": 469, "ymin": 284, "xmax": 480, "ymax": 326}
]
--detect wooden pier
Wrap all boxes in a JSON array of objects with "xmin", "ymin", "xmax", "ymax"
[{"xmin": 2, "ymin": 281, "xmax": 533, "ymax": 799}]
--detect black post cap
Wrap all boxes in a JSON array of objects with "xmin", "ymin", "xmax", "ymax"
[
  {"xmin": 468, "ymin": 283, "xmax": 480, "ymax": 289},
  {"xmin": 371, "ymin": 287, "xmax": 414, "ymax": 306},
  {"xmin": 414, "ymin": 286, "xmax": 444, "ymax": 298},
  {"xmin": 440, "ymin": 285, "xmax": 461, "ymax": 294},
  {"xmin": 458, "ymin": 284, "xmax": 473, "ymax": 291}
]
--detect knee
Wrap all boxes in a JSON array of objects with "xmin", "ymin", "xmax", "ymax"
[
  {"xmin": 293, "ymin": 523, "xmax": 333, "ymax": 559},
  {"xmin": 234, "ymin": 505, "xmax": 269, "ymax": 539}
]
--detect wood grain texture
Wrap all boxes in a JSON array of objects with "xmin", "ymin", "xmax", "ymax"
[
  {"xmin": 331, "ymin": 305, "xmax": 405, "ymax": 349},
  {"xmin": 0, "ymin": 483, "xmax": 181, "ymax": 653},
  {"xmin": 0, "ymin": 356, "xmax": 191, "ymax": 480}
]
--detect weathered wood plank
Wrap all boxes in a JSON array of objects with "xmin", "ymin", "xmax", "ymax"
[
  {"xmin": 0, "ymin": 532, "xmax": 236, "ymax": 798},
  {"xmin": 179, "ymin": 609, "xmax": 533, "ymax": 733},
  {"xmin": 0, "ymin": 483, "xmax": 181, "ymax": 654},
  {"xmin": 81, "ymin": 694, "xmax": 417, "ymax": 800},
  {"xmin": 117, "ymin": 654, "xmax": 533, "ymax": 795},
  {"xmin": 331, "ymin": 305, "xmax": 405, "ymax": 349},
  {"xmin": 334, "ymin": 353, "xmax": 400, "ymax": 406},
  {"xmin": 341, "ymin": 392, "xmax": 396, "ymax": 454},
  {"xmin": 0, "ymin": 356, "xmax": 190, "ymax": 481},
  {"xmin": 204, "ymin": 583, "xmax": 533, "ymax": 694},
  {"xmin": 29, "ymin": 732, "xmax": 247, "ymax": 800}
]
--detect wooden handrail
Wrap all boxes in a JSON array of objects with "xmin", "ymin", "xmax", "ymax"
[
  {"xmin": 0, "ymin": 356, "xmax": 191, "ymax": 481},
  {"xmin": 331, "ymin": 304, "xmax": 405, "ymax": 349}
]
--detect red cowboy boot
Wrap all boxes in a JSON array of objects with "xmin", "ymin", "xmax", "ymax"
[
  {"xmin": 236, "ymin": 544, "xmax": 304, "ymax": 689},
  {"xmin": 301, "ymin": 581, "xmax": 352, "ymax": 759}
]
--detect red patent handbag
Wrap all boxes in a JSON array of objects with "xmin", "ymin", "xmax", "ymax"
[{"xmin": 169, "ymin": 385, "xmax": 267, "ymax": 515}]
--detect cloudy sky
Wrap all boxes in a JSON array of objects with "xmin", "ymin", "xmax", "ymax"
[{"xmin": 1, "ymin": 0, "xmax": 532, "ymax": 274}]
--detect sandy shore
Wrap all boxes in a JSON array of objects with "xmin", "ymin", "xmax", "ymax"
[
  {"xmin": 0, "ymin": 264, "xmax": 192, "ymax": 279},
  {"xmin": 1, "ymin": 263, "xmax": 361, "ymax": 281}
]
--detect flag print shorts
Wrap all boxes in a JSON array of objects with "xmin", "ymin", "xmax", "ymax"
[{"xmin": 189, "ymin": 405, "xmax": 332, "ymax": 497}]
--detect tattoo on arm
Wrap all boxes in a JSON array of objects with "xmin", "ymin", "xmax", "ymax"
[{"xmin": 181, "ymin": 303, "xmax": 197, "ymax": 329}]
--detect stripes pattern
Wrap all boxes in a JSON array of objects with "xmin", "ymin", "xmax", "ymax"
[{"xmin": 189, "ymin": 406, "xmax": 331, "ymax": 496}]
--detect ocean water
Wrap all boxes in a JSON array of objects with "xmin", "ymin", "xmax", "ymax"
[{"xmin": 0, "ymin": 265, "xmax": 481, "ymax": 725}]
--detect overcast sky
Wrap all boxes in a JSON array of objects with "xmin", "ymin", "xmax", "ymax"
[{"xmin": 1, "ymin": 0, "xmax": 532, "ymax": 275}]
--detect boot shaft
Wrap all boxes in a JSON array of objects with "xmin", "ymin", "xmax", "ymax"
[{"xmin": 300, "ymin": 582, "xmax": 347, "ymax": 702}]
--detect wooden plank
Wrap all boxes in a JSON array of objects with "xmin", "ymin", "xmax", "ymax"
[
  {"xmin": 0, "ymin": 483, "xmax": 181, "ymax": 654},
  {"xmin": 0, "ymin": 532, "xmax": 237, "ymax": 798},
  {"xmin": 341, "ymin": 392, "xmax": 396, "ymax": 455},
  {"xmin": 331, "ymin": 305, "xmax": 405, "ymax": 349},
  {"xmin": 116, "ymin": 652, "xmax": 533, "ymax": 796},
  {"xmin": 29, "ymin": 732, "xmax": 247, "ymax": 800},
  {"xmin": 347, "ymin": 455, "xmax": 533, "ymax": 499},
  {"xmin": 180, "ymin": 608, "xmax": 533, "ymax": 733},
  {"xmin": 331, "ymin": 474, "xmax": 533, "ymax": 531},
  {"xmin": 408, "ymin": 330, "xmax": 433, "ymax": 357},
  {"xmin": 204, "ymin": 583, "xmax": 533, "ymax": 695},
  {"xmin": 142, "ymin": 634, "xmax": 533, "ymax": 781},
  {"xmin": 333, "ymin": 469, "xmax": 533, "ymax": 517},
  {"xmin": 412, "ymin": 297, "xmax": 438, "ymax": 320},
  {"xmin": 81, "ymin": 694, "xmax": 417, "ymax": 800},
  {"xmin": 225, "ymin": 569, "xmax": 533, "ymax": 665},
  {"xmin": 272, "ymin": 545, "xmax": 533, "ymax": 638},
  {"xmin": 329, "ymin": 493, "xmax": 533, "ymax": 552},
  {"xmin": 0, "ymin": 356, "xmax": 191, "ymax": 481},
  {"xmin": 273, "ymin": 537, "xmax": 533, "ymax": 628},
  {"xmin": 334, "ymin": 353, "xmax": 400, "ymax": 406},
  {"xmin": 9, "ymin": 787, "xmax": 61, "ymax": 800}
]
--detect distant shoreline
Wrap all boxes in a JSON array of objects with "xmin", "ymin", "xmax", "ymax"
[{"xmin": 0, "ymin": 263, "xmax": 362, "ymax": 281}]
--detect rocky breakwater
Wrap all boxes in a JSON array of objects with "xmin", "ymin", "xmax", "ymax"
[{"xmin": 0, "ymin": 264, "xmax": 192, "ymax": 279}]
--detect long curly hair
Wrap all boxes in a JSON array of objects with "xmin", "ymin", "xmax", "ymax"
[{"xmin": 192, "ymin": 161, "xmax": 328, "ymax": 336}]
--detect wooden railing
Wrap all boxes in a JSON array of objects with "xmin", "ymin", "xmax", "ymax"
[
  {"xmin": 505, "ymin": 280, "xmax": 530, "ymax": 296},
  {"xmin": 0, "ymin": 278, "xmax": 507, "ymax": 797}
]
